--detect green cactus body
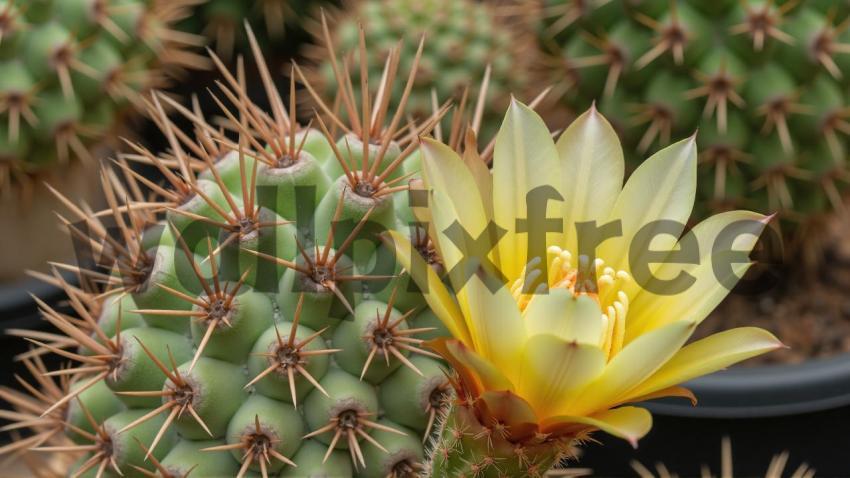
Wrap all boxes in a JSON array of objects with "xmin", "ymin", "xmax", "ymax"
[
  {"xmin": 3, "ymin": 27, "xmax": 456, "ymax": 477},
  {"xmin": 428, "ymin": 403, "xmax": 575, "ymax": 478},
  {"xmin": 542, "ymin": 0, "xmax": 850, "ymax": 260}
]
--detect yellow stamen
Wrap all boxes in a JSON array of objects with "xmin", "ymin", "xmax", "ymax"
[{"xmin": 512, "ymin": 245, "xmax": 631, "ymax": 360}]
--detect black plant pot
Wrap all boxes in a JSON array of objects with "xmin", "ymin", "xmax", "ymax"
[
  {"xmin": 646, "ymin": 354, "xmax": 850, "ymax": 418},
  {"xmin": 576, "ymin": 358, "xmax": 850, "ymax": 476}
]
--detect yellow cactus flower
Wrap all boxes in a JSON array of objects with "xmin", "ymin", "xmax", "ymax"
[{"xmin": 385, "ymin": 101, "xmax": 783, "ymax": 476}]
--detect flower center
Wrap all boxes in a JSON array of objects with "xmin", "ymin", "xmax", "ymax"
[{"xmin": 512, "ymin": 245, "xmax": 632, "ymax": 359}]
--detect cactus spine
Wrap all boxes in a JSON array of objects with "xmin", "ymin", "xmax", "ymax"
[{"xmin": 2, "ymin": 23, "xmax": 458, "ymax": 477}]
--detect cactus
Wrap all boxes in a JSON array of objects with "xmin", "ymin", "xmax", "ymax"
[
  {"xmin": 186, "ymin": 0, "xmax": 336, "ymax": 60},
  {"xmin": 307, "ymin": 0, "xmax": 538, "ymax": 142},
  {"xmin": 0, "ymin": 0, "xmax": 207, "ymax": 196},
  {"xmin": 1, "ymin": 25, "xmax": 460, "ymax": 477},
  {"xmin": 537, "ymin": 0, "xmax": 850, "ymax": 262},
  {"xmin": 631, "ymin": 437, "xmax": 814, "ymax": 477}
]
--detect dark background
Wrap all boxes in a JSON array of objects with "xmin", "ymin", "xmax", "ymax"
[{"xmin": 580, "ymin": 406, "xmax": 850, "ymax": 477}]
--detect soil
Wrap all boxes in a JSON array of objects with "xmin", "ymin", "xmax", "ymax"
[{"xmin": 695, "ymin": 216, "xmax": 850, "ymax": 366}]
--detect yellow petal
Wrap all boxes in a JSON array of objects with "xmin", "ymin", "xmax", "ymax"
[
  {"xmin": 625, "ymin": 210, "xmax": 768, "ymax": 340},
  {"xmin": 398, "ymin": 137, "xmax": 531, "ymax": 377},
  {"xmin": 428, "ymin": 338, "xmax": 482, "ymax": 395},
  {"xmin": 599, "ymin": 136, "xmax": 697, "ymax": 279},
  {"xmin": 461, "ymin": 134, "xmax": 495, "ymax": 225},
  {"xmin": 624, "ymin": 386, "xmax": 697, "ymax": 406},
  {"xmin": 624, "ymin": 327, "xmax": 783, "ymax": 402},
  {"xmin": 557, "ymin": 105, "xmax": 624, "ymax": 255},
  {"xmin": 568, "ymin": 320, "xmax": 696, "ymax": 416},
  {"xmin": 461, "ymin": 274, "xmax": 525, "ymax": 382},
  {"xmin": 409, "ymin": 174, "xmax": 432, "ymax": 226},
  {"xmin": 492, "ymin": 99, "xmax": 562, "ymax": 282},
  {"xmin": 542, "ymin": 406, "xmax": 652, "ymax": 448},
  {"xmin": 524, "ymin": 291, "xmax": 604, "ymax": 347},
  {"xmin": 427, "ymin": 187, "xmax": 474, "ymax": 281},
  {"xmin": 383, "ymin": 230, "xmax": 472, "ymax": 346},
  {"xmin": 435, "ymin": 338, "xmax": 514, "ymax": 393},
  {"xmin": 420, "ymin": 138, "xmax": 490, "ymax": 273},
  {"xmin": 517, "ymin": 334, "xmax": 606, "ymax": 418}
]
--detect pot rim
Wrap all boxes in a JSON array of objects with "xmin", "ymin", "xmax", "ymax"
[{"xmin": 644, "ymin": 353, "xmax": 850, "ymax": 418}]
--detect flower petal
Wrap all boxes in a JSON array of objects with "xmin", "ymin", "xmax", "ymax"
[
  {"xmin": 557, "ymin": 106, "xmax": 624, "ymax": 255},
  {"xmin": 477, "ymin": 390, "xmax": 540, "ymax": 442},
  {"xmin": 624, "ymin": 385, "xmax": 697, "ymax": 406},
  {"xmin": 598, "ymin": 136, "xmax": 697, "ymax": 278},
  {"xmin": 625, "ymin": 210, "xmax": 768, "ymax": 340},
  {"xmin": 542, "ymin": 406, "xmax": 652, "ymax": 448},
  {"xmin": 383, "ymin": 230, "xmax": 472, "ymax": 346},
  {"xmin": 567, "ymin": 320, "xmax": 697, "ymax": 416},
  {"xmin": 623, "ymin": 327, "xmax": 783, "ymax": 402},
  {"xmin": 492, "ymin": 99, "xmax": 562, "ymax": 282},
  {"xmin": 517, "ymin": 334, "xmax": 606, "ymax": 418},
  {"xmin": 428, "ymin": 338, "xmax": 481, "ymax": 396},
  {"xmin": 461, "ymin": 137, "xmax": 495, "ymax": 222},
  {"xmin": 524, "ymin": 291, "xmax": 605, "ymax": 347},
  {"xmin": 420, "ymin": 138, "xmax": 490, "ymax": 273},
  {"xmin": 461, "ymin": 274, "xmax": 526, "ymax": 382},
  {"xmin": 432, "ymin": 338, "xmax": 514, "ymax": 393}
]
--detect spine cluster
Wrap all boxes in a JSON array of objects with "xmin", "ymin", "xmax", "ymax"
[{"xmin": 2, "ymin": 22, "xmax": 466, "ymax": 477}]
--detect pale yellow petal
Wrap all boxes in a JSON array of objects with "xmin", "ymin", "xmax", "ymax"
[
  {"xmin": 409, "ymin": 169, "xmax": 431, "ymax": 226},
  {"xmin": 383, "ymin": 230, "xmax": 472, "ymax": 346},
  {"xmin": 557, "ymin": 106, "xmax": 624, "ymax": 255},
  {"xmin": 625, "ymin": 210, "xmax": 768, "ymax": 340},
  {"xmin": 524, "ymin": 291, "xmax": 605, "ymax": 347},
  {"xmin": 416, "ymin": 184, "xmax": 524, "ymax": 358},
  {"xmin": 623, "ymin": 327, "xmax": 783, "ymax": 401},
  {"xmin": 624, "ymin": 386, "xmax": 696, "ymax": 406},
  {"xmin": 598, "ymin": 136, "xmax": 697, "ymax": 279},
  {"xmin": 492, "ymin": 99, "xmax": 562, "ymax": 282},
  {"xmin": 567, "ymin": 320, "xmax": 696, "ymax": 416},
  {"xmin": 542, "ymin": 406, "xmax": 652, "ymax": 447},
  {"xmin": 517, "ymin": 334, "xmax": 606, "ymax": 417},
  {"xmin": 461, "ymin": 137, "xmax": 495, "ymax": 223},
  {"xmin": 437, "ymin": 338, "xmax": 515, "ymax": 392},
  {"xmin": 461, "ymin": 274, "xmax": 525, "ymax": 382},
  {"xmin": 460, "ymin": 143, "xmax": 501, "ymax": 285},
  {"xmin": 426, "ymin": 187, "xmax": 472, "ymax": 280},
  {"xmin": 420, "ymin": 138, "xmax": 490, "ymax": 272}
]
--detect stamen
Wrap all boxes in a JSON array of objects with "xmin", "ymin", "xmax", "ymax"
[{"xmin": 514, "ymin": 246, "xmax": 631, "ymax": 360}]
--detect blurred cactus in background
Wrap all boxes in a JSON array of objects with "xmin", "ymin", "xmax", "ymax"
[
  {"xmin": 533, "ymin": 0, "xmax": 850, "ymax": 263},
  {"xmin": 632, "ymin": 437, "xmax": 815, "ymax": 478},
  {"xmin": 184, "ymin": 0, "xmax": 338, "ymax": 60},
  {"xmin": 307, "ymin": 0, "xmax": 539, "ymax": 143},
  {"xmin": 0, "ymin": 0, "xmax": 207, "ymax": 197}
]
